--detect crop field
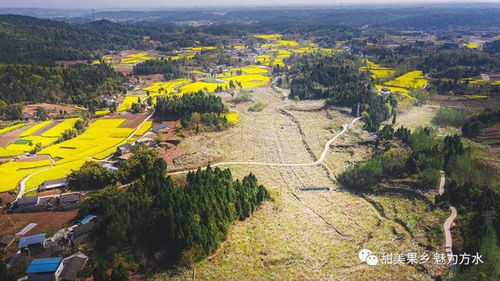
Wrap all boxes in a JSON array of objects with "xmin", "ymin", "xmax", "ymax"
[
  {"xmin": 0, "ymin": 160, "xmax": 52, "ymax": 192},
  {"xmin": 24, "ymin": 119, "xmax": 136, "ymax": 190},
  {"xmin": 24, "ymin": 159, "xmax": 88, "ymax": 191},
  {"xmin": 375, "ymin": 85, "xmax": 411, "ymax": 98},
  {"xmin": 383, "ymin": 70, "xmax": 428, "ymax": 89},
  {"xmin": 19, "ymin": 121, "xmax": 53, "ymax": 137},
  {"xmin": 185, "ymin": 46, "xmax": 217, "ymax": 51},
  {"xmin": 460, "ymin": 77, "xmax": 500, "ymax": 85},
  {"xmin": 117, "ymin": 96, "xmax": 142, "ymax": 112},
  {"xmin": 257, "ymin": 54, "xmax": 271, "ymax": 65},
  {"xmin": 218, "ymin": 65, "xmax": 269, "ymax": 77},
  {"xmin": 121, "ymin": 52, "xmax": 154, "ymax": 64},
  {"xmin": 464, "ymin": 43, "xmax": 481, "ymax": 49},
  {"xmin": 464, "ymin": 94, "xmax": 489, "ymax": 99},
  {"xmin": 143, "ymin": 78, "xmax": 191, "ymax": 95},
  {"xmin": 134, "ymin": 121, "xmax": 153, "ymax": 136},
  {"xmin": 359, "ymin": 59, "xmax": 396, "ymax": 79},
  {"xmin": 253, "ymin": 34, "xmax": 282, "ymax": 40},
  {"xmin": 168, "ymin": 53, "xmax": 195, "ymax": 61},
  {"xmin": 0, "ymin": 123, "xmax": 25, "ymax": 135},
  {"xmin": 0, "ymin": 116, "xmax": 151, "ymax": 193},
  {"xmin": 375, "ymin": 70, "xmax": 428, "ymax": 99},
  {"xmin": 0, "ymin": 119, "xmax": 78, "ymax": 158}
]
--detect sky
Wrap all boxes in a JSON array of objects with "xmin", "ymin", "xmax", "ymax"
[{"xmin": 0, "ymin": 0, "xmax": 496, "ymax": 9}]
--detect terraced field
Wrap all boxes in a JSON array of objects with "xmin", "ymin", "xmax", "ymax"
[{"xmin": 0, "ymin": 114, "xmax": 152, "ymax": 194}]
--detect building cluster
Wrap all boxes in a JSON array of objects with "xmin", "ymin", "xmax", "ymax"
[
  {"xmin": 1, "ymin": 215, "xmax": 97, "ymax": 281},
  {"xmin": 8, "ymin": 192, "xmax": 82, "ymax": 213}
]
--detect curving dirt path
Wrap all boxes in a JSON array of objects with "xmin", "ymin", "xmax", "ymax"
[
  {"xmin": 439, "ymin": 170, "xmax": 458, "ymax": 270},
  {"xmin": 167, "ymin": 117, "xmax": 361, "ymax": 175}
]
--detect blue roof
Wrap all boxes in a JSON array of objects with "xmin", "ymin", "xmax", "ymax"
[
  {"xmin": 81, "ymin": 215, "xmax": 97, "ymax": 225},
  {"xmin": 26, "ymin": 257, "xmax": 62, "ymax": 274},
  {"xmin": 18, "ymin": 233, "xmax": 45, "ymax": 248},
  {"xmin": 151, "ymin": 124, "xmax": 167, "ymax": 132}
]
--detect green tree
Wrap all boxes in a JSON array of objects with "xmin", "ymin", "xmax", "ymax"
[
  {"xmin": 68, "ymin": 161, "xmax": 117, "ymax": 191},
  {"xmin": 35, "ymin": 107, "xmax": 49, "ymax": 121},
  {"xmin": 110, "ymin": 263, "xmax": 129, "ymax": 281}
]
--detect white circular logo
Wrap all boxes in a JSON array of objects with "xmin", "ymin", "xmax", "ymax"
[
  {"xmin": 366, "ymin": 254, "xmax": 379, "ymax": 266},
  {"xmin": 358, "ymin": 249, "xmax": 372, "ymax": 262}
]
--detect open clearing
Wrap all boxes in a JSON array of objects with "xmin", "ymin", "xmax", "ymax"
[{"xmin": 155, "ymin": 86, "xmax": 448, "ymax": 281}]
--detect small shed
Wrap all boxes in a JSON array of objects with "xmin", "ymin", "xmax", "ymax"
[
  {"xmin": 18, "ymin": 233, "xmax": 45, "ymax": 249},
  {"xmin": 18, "ymin": 233, "xmax": 46, "ymax": 256},
  {"xmin": 60, "ymin": 252, "xmax": 88, "ymax": 281},
  {"xmin": 26, "ymin": 257, "xmax": 63, "ymax": 281}
]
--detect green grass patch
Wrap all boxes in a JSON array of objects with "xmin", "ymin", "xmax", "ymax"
[
  {"xmin": 248, "ymin": 101, "xmax": 267, "ymax": 112},
  {"xmin": 431, "ymin": 108, "xmax": 472, "ymax": 128}
]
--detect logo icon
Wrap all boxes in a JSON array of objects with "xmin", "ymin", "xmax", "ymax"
[
  {"xmin": 358, "ymin": 249, "xmax": 372, "ymax": 262},
  {"xmin": 358, "ymin": 249, "xmax": 378, "ymax": 266}
]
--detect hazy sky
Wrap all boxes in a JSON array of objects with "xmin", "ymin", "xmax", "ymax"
[{"xmin": 0, "ymin": 0, "xmax": 495, "ymax": 9}]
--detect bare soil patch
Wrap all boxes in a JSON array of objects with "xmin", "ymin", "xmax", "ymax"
[
  {"xmin": 33, "ymin": 120, "xmax": 62, "ymax": 136},
  {"xmin": 0, "ymin": 124, "xmax": 32, "ymax": 147},
  {"xmin": 427, "ymin": 94, "xmax": 499, "ymax": 110},
  {"xmin": 0, "ymin": 210, "xmax": 77, "ymax": 237},
  {"xmin": 23, "ymin": 103, "xmax": 80, "ymax": 116},
  {"xmin": 101, "ymin": 111, "xmax": 150, "ymax": 128}
]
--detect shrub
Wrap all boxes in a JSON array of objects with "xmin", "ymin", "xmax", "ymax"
[
  {"xmin": 248, "ymin": 101, "xmax": 267, "ymax": 112},
  {"xmin": 432, "ymin": 108, "xmax": 471, "ymax": 127}
]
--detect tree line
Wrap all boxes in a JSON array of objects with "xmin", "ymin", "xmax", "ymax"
[
  {"xmin": 133, "ymin": 58, "xmax": 184, "ymax": 79},
  {"xmin": 75, "ymin": 146, "xmax": 270, "ymax": 274},
  {"xmin": 288, "ymin": 54, "xmax": 396, "ymax": 131},
  {"xmin": 0, "ymin": 63, "xmax": 126, "ymax": 108}
]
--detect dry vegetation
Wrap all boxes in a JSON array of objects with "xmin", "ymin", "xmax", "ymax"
[{"xmin": 154, "ymin": 86, "xmax": 448, "ymax": 281}]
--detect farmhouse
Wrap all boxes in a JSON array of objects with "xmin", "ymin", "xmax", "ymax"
[
  {"xmin": 10, "ymin": 192, "xmax": 82, "ymax": 213},
  {"xmin": 18, "ymin": 233, "xmax": 46, "ymax": 257},
  {"xmin": 10, "ymin": 196, "xmax": 43, "ymax": 213},
  {"xmin": 58, "ymin": 193, "xmax": 82, "ymax": 211},
  {"xmin": 25, "ymin": 257, "xmax": 64, "ymax": 281},
  {"xmin": 37, "ymin": 178, "xmax": 68, "ymax": 192},
  {"xmin": 69, "ymin": 215, "xmax": 97, "ymax": 246}
]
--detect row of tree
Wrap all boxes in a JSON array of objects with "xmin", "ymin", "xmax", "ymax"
[{"xmin": 75, "ymin": 147, "xmax": 270, "ymax": 273}]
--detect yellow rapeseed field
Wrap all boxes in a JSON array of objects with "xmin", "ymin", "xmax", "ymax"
[
  {"xmin": 253, "ymin": 34, "xmax": 282, "ymax": 40},
  {"xmin": 0, "ymin": 123, "xmax": 25, "ymax": 135},
  {"xmin": 20, "ymin": 121, "xmax": 53, "ymax": 137},
  {"xmin": 185, "ymin": 46, "xmax": 217, "ymax": 51},
  {"xmin": 359, "ymin": 59, "xmax": 396, "ymax": 79},
  {"xmin": 117, "ymin": 96, "xmax": 141, "ymax": 112},
  {"xmin": 383, "ymin": 70, "xmax": 428, "ymax": 89},
  {"xmin": 41, "ymin": 118, "xmax": 80, "ymax": 137},
  {"xmin": 0, "ymin": 160, "xmax": 52, "ymax": 192},
  {"xmin": 134, "ymin": 121, "xmax": 153, "ymax": 136}
]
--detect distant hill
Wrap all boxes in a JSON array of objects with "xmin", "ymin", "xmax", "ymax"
[{"xmin": 0, "ymin": 15, "xmax": 149, "ymax": 64}]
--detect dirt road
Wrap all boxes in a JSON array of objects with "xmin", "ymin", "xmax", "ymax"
[
  {"xmin": 439, "ymin": 170, "xmax": 458, "ymax": 269},
  {"xmin": 167, "ymin": 117, "xmax": 361, "ymax": 175}
]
